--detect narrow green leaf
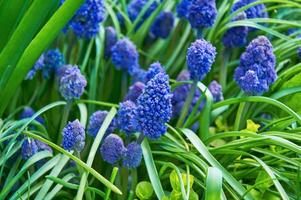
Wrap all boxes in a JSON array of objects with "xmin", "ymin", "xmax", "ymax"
[{"xmin": 205, "ymin": 167, "xmax": 223, "ymax": 200}]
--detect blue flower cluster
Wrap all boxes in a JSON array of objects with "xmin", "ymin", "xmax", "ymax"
[
  {"xmin": 232, "ymin": 0, "xmax": 268, "ymax": 20},
  {"xmin": 124, "ymin": 82, "xmax": 145, "ymax": 102},
  {"xmin": 150, "ymin": 11, "xmax": 175, "ymax": 39},
  {"xmin": 208, "ymin": 80, "xmax": 224, "ymax": 102},
  {"xmin": 187, "ymin": 39, "xmax": 217, "ymax": 81},
  {"xmin": 104, "ymin": 26, "xmax": 118, "ymax": 59},
  {"xmin": 222, "ymin": 12, "xmax": 249, "ymax": 48},
  {"xmin": 135, "ymin": 72, "xmax": 172, "ymax": 139},
  {"xmin": 62, "ymin": 0, "xmax": 106, "ymax": 38},
  {"xmin": 145, "ymin": 62, "xmax": 164, "ymax": 82},
  {"xmin": 234, "ymin": 36, "xmax": 277, "ymax": 95},
  {"xmin": 117, "ymin": 101, "xmax": 137, "ymax": 136},
  {"xmin": 100, "ymin": 134, "xmax": 143, "ymax": 168},
  {"xmin": 61, "ymin": 119, "xmax": 85, "ymax": 152},
  {"xmin": 59, "ymin": 65, "xmax": 87, "ymax": 101},
  {"xmin": 19, "ymin": 107, "xmax": 44, "ymax": 124},
  {"xmin": 26, "ymin": 49, "xmax": 64, "ymax": 80},
  {"xmin": 127, "ymin": 0, "xmax": 159, "ymax": 26},
  {"xmin": 177, "ymin": 0, "xmax": 217, "ymax": 29},
  {"xmin": 87, "ymin": 110, "xmax": 116, "ymax": 137},
  {"xmin": 21, "ymin": 138, "xmax": 52, "ymax": 160},
  {"xmin": 111, "ymin": 38, "xmax": 140, "ymax": 75}
]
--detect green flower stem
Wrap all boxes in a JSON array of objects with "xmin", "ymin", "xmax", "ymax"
[
  {"xmin": 57, "ymin": 101, "xmax": 72, "ymax": 144},
  {"xmin": 105, "ymin": 167, "xmax": 119, "ymax": 200},
  {"xmin": 234, "ymin": 102, "xmax": 246, "ymax": 131},
  {"xmin": 177, "ymin": 81, "xmax": 198, "ymax": 127},
  {"xmin": 220, "ymin": 48, "xmax": 230, "ymax": 89}
]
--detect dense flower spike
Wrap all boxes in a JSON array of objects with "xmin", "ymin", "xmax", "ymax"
[
  {"xmin": 117, "ymin": 101, "xmax": 137, "ymax": 135},
  {"xmin": 35, "ymin": 140, "xmax": 53, "ymax": 153},
  {"xmin": 100, "ymin": 134, "xmax": 125, "ymax": 164},
  {"xmin": 145, "ymin": 62, "xmax": 164, "ymax": 82},
  {"xmin": 104, "ymin": 26, "xmax": 118, "ymax": 59},
  {"xmin": 222, "ymin": 12, "xmax": 249, "ymax": 48},
  {"xmin": 19, "ymin": 107, "xmax": 44, "ymax": 124},
  {"xmin": 122, "ymin": 142, "xmax": 142, "ymax": 168},
  {"xmin": 111, "ymin": 38, "xmax": 139, "ymax": 75},
  {"xmin": 124, "ymin": 82, "xmax": 145, "ymax": 102},
  {"xmin": 62, "ymin": 0, "xmax": 105, "ymax": 38},
  {"xmin": 187, "ymin": 0, "xmax": 217, "ymax": 29},
  {"xmin": 208, "ymin": 81, "xmax": 224, "ymax": 102},
  {"xmin": 87, "ymin": 110, "xmax": 116, "ymax": 137},
  {"xmin": 176, "ymin": 0, "xmax": 192, "ymax": 18},
  {"xmin": 21, "ymin": 139, "xmax": 39, "ymax": 160},
  {"xmin": 232, "ymin": 0, "xmax": 268, "ymax": 20},
  {"xmin": 150, "ymin": 11, "xmax": 175, "ymax": 39},
  {"xmin": 61, "ymin": 120, "xmax": 85, "ymax": 152},
  {"xmin": 187, "ymin": 39, "xmax": 217, "ymax": 81},
  {"xmin": 59, "ymin": 66, "xmax": 87, "ymax": 101},
  {"xmin": 234, "ymin": 36, "xmax": 277, "ymax": 95},
  {"xmin": 26, "ymin": 49, "xmax": 64, "ymax": 80},
  {"xmin": 127, "ymin": 0, "xmax": 158, "ymax": 24},
  {"xmin": 135, "ymin": 72, "xmax": 172, "ymax": 139}
]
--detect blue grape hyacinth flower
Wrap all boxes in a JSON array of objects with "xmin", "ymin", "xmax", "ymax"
[
  {"xmin": 122, "ymin": 142, "xmax": 142, "ymax": 168},
  {"xmin": 117, "ymin": 101, "xmax": 137, "ymax": 136},
  {"xmin": 222, "ymin": 12, "xmax": 249, "ymax": 48},
  {"xmin": 104, "ymin": 26, "xmax": 118, "ymax": 59},
  {"xmin": 176, "ymin": 0, "xmax": 192, "ymax": 18},
  {"xmin": 232, "ymin": 0, "xmax": 268, "ymax": 20},
  {"xmin": 19, "ymin": 107, "xmax": 44, "ymax": 124},
  {"xmin": 208, "ymin": 80, "xmax": 224, "ymax": 102},
  {"xmin": 21, "ymin": 139, "xmax": 39, "ymax": 160},
  {"xmin": 187, "ymin": 39, "xmax": 217, "ymax": 81},
  {"xmin": 111, "ymin": 38, "xmax": 140, "ymax": 75},
  {"xmin": 59, "ymin": 65, "xmax": 87, "ymax": 101},
  {"xmin": 150, "ymin": 11, "xmax": 175, "ymax": 39},
  {"xmin": 100, "ymin": 134, "xmax": 125, "ymax": 164},
  {"xmin": 145, "ymin": 62, "xmax": 164, "ymax": 83},
  {"xmin": 87, "ymin": 110, "xmax": 116, "ymax": 137},
  {"xmin": 62, "ymin": 0, "xmax": 106, "ymax": 38},
  {"xmin": 234, "ymin": 36, "xmax": 277, "ymax": 95},
  {"xmin": 62, "ymin": 120, "xmax": 85, "ymax": 152},
  {"xmin": 187, "ymin": 0, "xmax": 217, "ymax": 29},
  {"xmin": 124, "ymin": 82, "xmax": 145, "ymax": 102},
  {"xmin": 135, "ymin": 72, "xmax": 172, "ymax": 139}
]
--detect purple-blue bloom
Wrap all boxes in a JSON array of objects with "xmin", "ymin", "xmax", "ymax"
[
  {"xmin": 21, "ymin": 139, "xmax": 39, "ymax": 160},
  {"xmin": 145, "ymin": 62, "xmax": 164, "ymax": 83},
  {"xmin": 25, "ymin": 55, "xmax": 44, "ymax": 80},
  {"xmin": 176, "ymin": 0, "xmax": 192, "ymax": 18},
  {"xmin": 122, "ymin": 142, "xmax": 142, "ymax": 168},
  {"xmin": 232, "ymin": 0, "xmax": 268, "ymax": 20},
  {"xmin": 127, "ymin": 0, "xmax": 159, "ymax": 26},
  {"xmin": 124, "ymin": 82, "xmax": 145, "ymax": 102},
  {"xmin": 222, "ymin": 12, "xmax": 249, "ymax": 48},
  {"xmin": 19, "ymin": 107, "xmax": 44, "ymax": 124},
  {"xmin": 111, "ymin": 38, "xmax": 140, "ymax": 75},
  {"xmin": 135, "ymin": 72, "xmax": 172, "ymax": 139},
  {"xmin": 234, "ymin": 36, "xmax": 277, "ymax": 95},
  {"xmin": 63, "ymin": 0, "xmax": 105, "ymax": 38},
  {"xmin": 117, "ymin": 101, "xmax": 137, "ymax": 136},
  {"xmin": 59, "ymin": 65, "xmax": 87, "ymax": 101},
  {"xmin": 35, "ymin": 140, "xmax": 53, "ymax": 154},
  {"xmin": 61, "ymin": 120, "xmax": 85, "ymax": 152},
  {"xmin": 87, "ymin": 110, "xmax": 116, "ymax": 137},
  {"xmin": 187, "ymin": 0, "xmax": 217, "ymax": 29},
  {"xmin": 100, "ymin": 134, "xmax": 125, "ymax": 164},
  {"xmin": 187, "ymin": 39, "xmax": 217, "ymax": 81},
  {"xmin": 150, "ymin": 11, "xmax": 175, "ymax": 39},
  {"xmin": 104, "ymin": 26, "xmax": 118, "ymax": 59},
  {"xmin": 208, "ymin": 80, "xmax": 224, "ymax": 102}
]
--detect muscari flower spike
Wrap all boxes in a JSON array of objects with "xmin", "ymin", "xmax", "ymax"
[
  {"xmin": 111, "ymin": 38, "xmax": 140, "ymax": 75},
  {"xmin": 26, "ymin": 49, "xmax": 64, "ymax": 80},
  {"xmin": 122, "ymin": 142, "xmax": 142, "ymax": 168},
  {"xmin": 208, "ymin": 80, "xmax": 224, "ymax": 102},
  {"xmin": 19, "ymin": 107, "xmax": 44, "ymax": 124},
  {"xmin": 104, "ymin": 26, "xmax": 118, "ymax": 59},
  {"xmin": 59, "ymin": 65, "xmax": 87, "ymax": 101},
  {"xmin": 127, "ymin": 0, "xmax": 159, "ymax": 26},
  {"xmin": 62, "ymin": 119, "xmax": 85, "ymax": 152},
  {"xmin": 117, "ymin": 101, "xmax": 137, "ymax": 136},
  {"xmin": 145, "ymin": 62, "xmax": 164, "ymax": 83},
  {"xmin": 222, "ymin": 12, "xmax": 249, "ymax": 48},
  {"xmin": 100, "ymin": 134, "xmax": 125, "ymax": 164},
  {"xmin": 150, "ymin": 11, "xmax": 175, "ymax": 39},
  {"xmin": 176, "ymin": 0, "xmax": 192, "ymax": 18},
  {"xmin": 62, "ymin": 0, "xmax": 105, "ymax": 38},
  {"xmin": 187, "ymin": 39, "xmax": 217, "ymax": 81},
  {"xmin": 124, "ymin": 82, "xmax": 145, "ymax": 102},
  {"xmin": 21, "ymin": 139, "xmax": 39, "ymax": 160},
  {"xmin": 135, "ymin": 72, "xmax": 173, "ymax": 139},
  {"xmin": 87, "ymin": 110, "xmax": 116, "ymax": 137},
  {"xmin": 234, "ymin": 36, "xmax": 277, "ymax": 95},
  {"xmin": 187, "ymin": 0, "xmax": 217, "ymax": 29},
  {"xmin": 232, "ymin": 0, "xmax": 268, "ymax": 20}
]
